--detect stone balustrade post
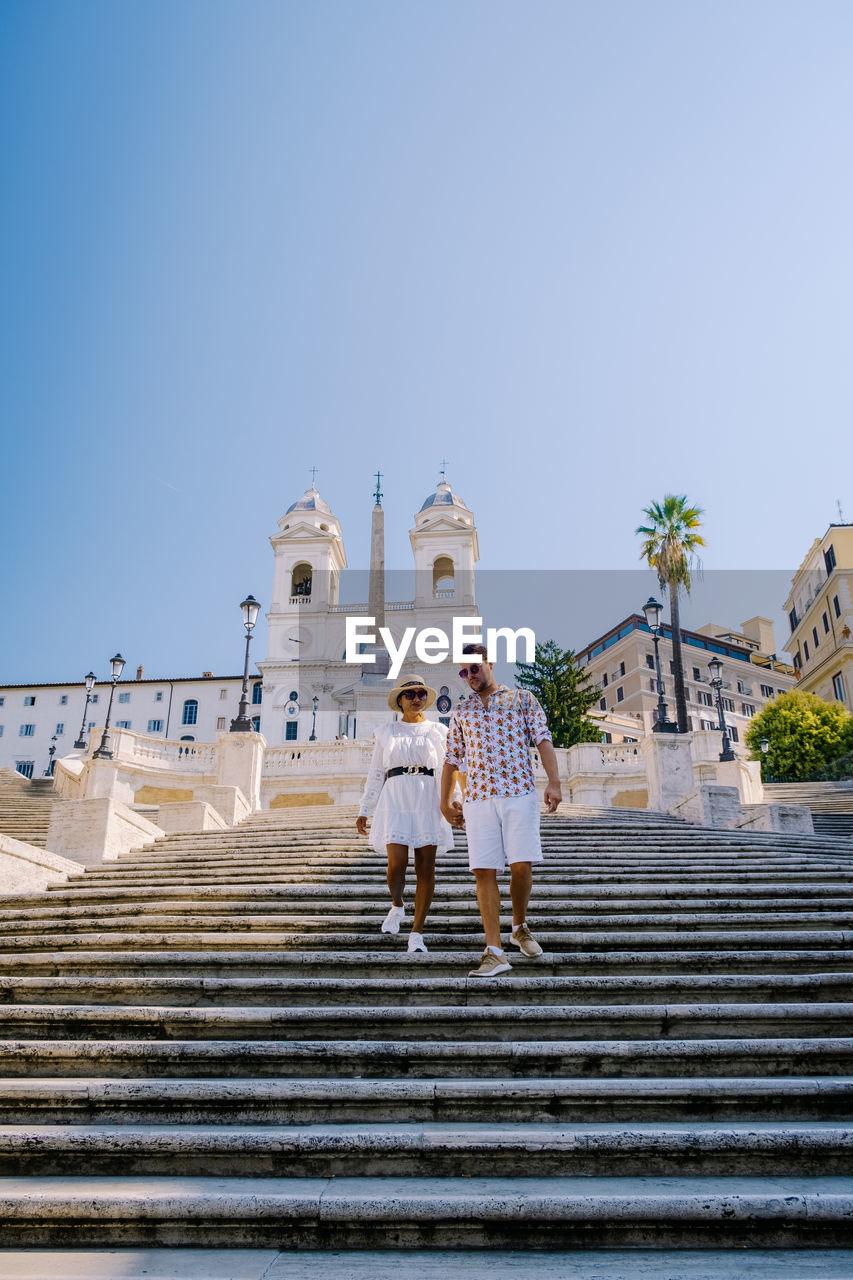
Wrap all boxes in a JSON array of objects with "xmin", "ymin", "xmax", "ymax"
[{"xmin": 216, "ymin": 731, "xmax": 266, "ymax": 812}]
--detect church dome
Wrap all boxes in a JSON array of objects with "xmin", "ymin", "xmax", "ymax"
[
  {"xmin": 418, "ymin": 481, "xmax": 468, "ymax": 513},
  {"xmin": 285, "ymin": 485, "xmax": 333, "ymax": 516}
]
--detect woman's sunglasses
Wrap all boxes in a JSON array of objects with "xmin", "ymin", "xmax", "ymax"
[
  {"xmin": 458, "ymin": 664, "xmax": 482, "ymax": 679},
  {"xmin": 402, "ymin": 689, "xmax": 428, "ymax": 700}
]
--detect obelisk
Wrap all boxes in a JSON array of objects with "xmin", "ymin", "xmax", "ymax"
[{"xmin": 368, "ymin": 471, "xmax": 390, "ymax": 676}]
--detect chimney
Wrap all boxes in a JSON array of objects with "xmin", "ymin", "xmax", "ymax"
[{"xmin": 136, "ymin": 665, "xmax": 144, "ymax": 681}]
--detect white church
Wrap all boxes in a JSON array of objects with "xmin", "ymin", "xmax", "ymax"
[{"xmin": 0, "ymin": 478, "xmax": 481, "ymax": 773}]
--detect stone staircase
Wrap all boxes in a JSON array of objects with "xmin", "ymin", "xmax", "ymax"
[
  {"xmin": 0, "ymin": 768, "xmax": 62, "ymax": 848},
  {"xmin": 0, "ymin": 804, "xmax": 852, "ymax": 1268},
  {"xmin": 765, "ymin": 781, "xmax": 853, "ymax": 841}
]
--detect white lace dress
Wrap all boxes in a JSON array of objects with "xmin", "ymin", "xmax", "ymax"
[{"xmin": 358, "ymin": 720, "xmax": 455, "ymax": 854}]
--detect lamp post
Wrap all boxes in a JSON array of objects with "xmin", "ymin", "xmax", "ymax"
[
  {"xmin": 309, "ymin": 694, "xmax": 319, "ymax": 741},
  {"xmin": 74, "ymin": 672, "xmax": 97, "ymax": 749},
  {"xmin": 760, "ymin": 735, "xmax": 772, "ymax": 783},
  {"xmin": 230, "ymin": 594, "xmax": 261, "ymax": 732},
  {"xmin": 708, "ymin": 655, "xmax": 736, "ymax": 762},
  {"xmin": 642, "ymin": 596, "xmax": 677, "ymax": 733},
  {"xmin": 93, "ymin": 653, "xmax": 126, "ymax": 760}
]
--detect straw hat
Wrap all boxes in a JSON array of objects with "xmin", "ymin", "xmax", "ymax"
[{"xmin": 387, "ymin": 676, "xmax": 438, "ymax": 712}]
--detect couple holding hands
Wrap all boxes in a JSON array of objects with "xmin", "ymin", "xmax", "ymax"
[{"xmin": 355, "ymin": 643, "xmax": 562, "ymax": 977}]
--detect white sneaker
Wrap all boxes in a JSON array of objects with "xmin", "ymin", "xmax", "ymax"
[
  {"xmin": 381, "ymin": 904, "xmax": 406, "ymax": 934},
  {"xmin": 407, "ymin": 932, "xmax": 428, "ymax": 953}
]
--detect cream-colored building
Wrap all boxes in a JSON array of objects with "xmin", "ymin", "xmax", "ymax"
[
  {"xmin": 576, "ymin": 614, "xmax": 796, "ymax": 753},
  {"xmin": 784, "ymin": 523, "xmax": 853, "ymax": 710}
]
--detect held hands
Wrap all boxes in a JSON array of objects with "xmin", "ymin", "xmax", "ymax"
[
  {"xmin": 543, "ymin": 783, "xmax": 562, "ymax": 814},
  {"xmin": 442, "ymin": 801, "xmax": 465, "ymax": 829},
  {"xmin": 355, "ymin": 816, "xmax": 368, "ymax": 836}
]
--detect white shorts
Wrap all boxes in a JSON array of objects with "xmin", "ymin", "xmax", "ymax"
[{"xmin": 464, "ymin": 791, "xmax": 543, "ymax": 872}]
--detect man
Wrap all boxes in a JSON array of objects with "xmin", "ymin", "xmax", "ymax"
[{"xmin": 440, "ymin": 643, "xmax": 562, "ymax": 977}]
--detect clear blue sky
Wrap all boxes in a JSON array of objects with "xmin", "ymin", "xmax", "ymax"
[{"xmin": 1, "ymin": 0, "xmax": 851, "ymax": 684}]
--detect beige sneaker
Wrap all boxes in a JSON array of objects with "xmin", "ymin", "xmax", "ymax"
[
  {"xmin": 468, "ymin": 949, "xmax": 512, "ymax": 977},
  {"xmin": 508, "ymin": 923, "xmax": 543, "ymax": 958}
]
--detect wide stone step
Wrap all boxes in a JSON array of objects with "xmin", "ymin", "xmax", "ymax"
[
  {"xmin": 17, "ymin": 882, "xmax": 853, "ymax": 906},
  {"xmin": 5, "ymin": 909, "xmax": 853, "ymax": 936},
  {"xmin": 0, "ymin": 1175, "xmax": 849, "ymax": 1248},
  {"xmin": 3, "ymin": 1075, "xmax": 851, "ymax": 1124},
  {"xmin": 1, "ymin": 1120, "xmax": 851, "ymax": 1178},
  {"xmin": 3, "ymin": 1037, "xmax": 852, "ymax": 1079},
  {"xmin": 3, "ymin": 928, "xmax": 849, "ymax": 954},
  {"xmin": 1, "ymin": 972, "xmax": 851, "ymax": 1007},
  {"xmin": 3, "ymin": 1000, "xmax": 851, "ymax": 1042},
  {"xmin": 4, "ymin": 948, "xmax": 851, "ymax": 978}
]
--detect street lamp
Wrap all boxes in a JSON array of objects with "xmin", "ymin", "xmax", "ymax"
[
  {"xmin": 707, "ymin": 655, "xmax": 736, "ymax": 762},
  {"xmin": 759, "ymin": 735, "xmax": 772, "ymax": 783},
  {"xmin": 74, "ymin": 672, "xmax": 97, "ymax": 749},
  {"xmin": 230, "ymin": 594, "xmax": 261, "ymax": 732},
  {"xmin": 642, "ymin": 596, "xmax": 676, "ymax": 733},
  {"xmin": 93, "ymin": 653, "xmax": 126, "ymax": 760},
  {"xmin": 309, "ymin": 694, "xmax": 319, "ymax": 741}
]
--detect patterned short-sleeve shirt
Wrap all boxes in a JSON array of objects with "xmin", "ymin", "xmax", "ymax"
[{"xmin": 445, "ymin": 685, "xmax": 552, "ymax": 801}]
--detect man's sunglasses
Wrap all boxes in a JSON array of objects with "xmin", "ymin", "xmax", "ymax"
[
  {"xmin": 458, "ymin": 664, "xmax": 482, "ymax": 679},
  {"xmin": 402, "ymin": 689, "xmax": 428, "ymax": 700}
]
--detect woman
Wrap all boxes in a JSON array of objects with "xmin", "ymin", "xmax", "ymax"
[{"xmin": 355, "ymin": 677, "xmax": 454, "ymax": 953}]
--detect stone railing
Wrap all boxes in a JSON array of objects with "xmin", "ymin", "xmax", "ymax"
[
  {"xmin": 264, "ymin": 742, "xmax": 375, "ymax": 775},
  {"xmin": 116, "ymin": 733, "xmax": 218, "ymax": 773}
]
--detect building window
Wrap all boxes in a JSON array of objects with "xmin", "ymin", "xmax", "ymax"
[
  {"xmin": 147, "ymin": 720, "xmax": 164, "ymax": 733},
  {"xmin": 788, "ymin": 607, "xmax": 799, "ymax": 632},
  {"xmin": 116, "ymin": 720, "xmax": 131, "ymax": 729},
  {"xmin": 251, "ymin": 715, "xmax": 261, "ymax": 731},
  {"xmin": 833, "ymin": 673, "xmax": 847, "ymax": 702},
  {"xmin": 599, "ymin": 697, "xmax": 606, "ymax": 711},
  {"xmin": 180, "ymin": 735, "xmax": 195, "ymax": 742},
  {"xmin": 699, "ymin": 691, "xmax": 713, "ymax": 707},
  {"xmin": 285, "ymin": 721, "xmax": 298, "ymax": 741},
  {"xmin": 730, "ymin": 725, "xmax": 739, "ymax": 742},
  {"xmin": 646, "ymin": 654, "xmax": 655, "ymax": 669},
  {"xmin": 701, "ymin": 719, "xmax": 715, "ymax": 731},
  {"xmin": 619, "ymin": 662, "xmax": 626, "ymax": 677},
  {"xmin": 219, "ymin": 689, "xmax": 228, "ymax": 700},
  {"xmin": 91, "ymin": 694, "xmax": 99, "ymax": 704},
  {"xmin": 649, "ymin": 678, "xmax": 656, "ymax": 691},
  {"xmin": 760, "ymin": 684, "xmax": 773, "ymax": 698},
  {"xmin": 692, "ymin": 667, "xmax": 701, "ymax": 680},
  {"xmin": 602, "ymin": 672, "xmax": 608, "ymax": 687},
  {"xmin": 812, "ymin": 627, "xmax": 819, "ymax": 649},
  {"xmin": 24, "ymin": 696, "xmax": 35, "ymax": 706},
  {"xmin": 155, "ymin": 691, "xmax": 163, "ymax": 702},
  {"xmin": 182, "ymin": 699, "xmax": 198, "ymax": 726},
  {"xmin": 15, "ymin": 761, "xmax": 34, "ymax": 778},
  {"xmin": 804, "ymin": 640, "xmax": 810, "ymax": 661},
  {"xmin": 252, "ymin": 682, "xmax": 262, "ymax": 705},
  {"xmin": 825, "ymin": 544, "xmax": 837, "ymax": 573},
  {"xmin": 616, "ymin": 686, "xmax": 624, "ymax": 703},
  {"xmin": 793, "ymin": 651, "xmax": 802, "ymax": 670},
  {"xmin": 0, "ymin": 697, "xmax": 4, "ymax": 706},
  {"xmin": 60, "ymin": 694, "xmax": 68, "ymax": 705},
  {"xmin": 55, "ymin": 723, "xmax": 64, "ymax": 735},
  {"xmin": 823, "ymin": 611, "xmax": 830, "ymax": 635},
  {"xmin": 118, "ymin": 692, "xmax": 130, "ymax": 704},
  {"xmin": 87, "ymin": 722, "xmax": 95, "ymax": 732},
  {"xmin": 0, "ymin": 726, "xmax": 4, "ymax": 737},
  {"xmin": 19, "ymin": 724, "xmax": 35, "ymax": 737},
  {"xmin": 834, "ymin": 595, "xmax": 841, "ymax": 618},
  {"xmin": 741, "ymin": 704, "xmax": 755, "ymax": 717},
  {"xmin": 216, "ymin": 717, "xmax": 226, "ymax": 731},
  {"xmin": 721, "ymin": 697, "xmax": 735, "ymax": 713}
]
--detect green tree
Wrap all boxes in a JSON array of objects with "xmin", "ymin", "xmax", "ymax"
[
  {"xmin": 636, "ymin": 495, "xmax": 705, "ymax": 734},
  {"xmin": 745, "ymin": 689, "xmax": 853, "ymax": 781},
  {"xmin": 515, "ymin": 640, "xmax": 603, "ymax": 748}
]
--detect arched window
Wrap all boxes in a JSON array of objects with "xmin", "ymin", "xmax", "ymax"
[
  {"xmin": 290, "ymin": 562, "xmax": 313, "ymax": 598},
  {"xmin": 252, "ymin": 682, "xmax": 262, "ymax": 705},
  {"xmin": 433, "ymin": 556, "xmax": 455, "ymax": 595},
  {"xmin": 180, "ymin": 735, "xmax": 195, "ymax": 742},
  {"xmin": 182, "ymin": 699, "xmax": 198, "ymax": 726}
]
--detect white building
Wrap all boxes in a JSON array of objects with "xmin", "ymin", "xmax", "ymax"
[{"xmin": 0, "ymin": 477, "xmax": 482, "ymax": 773}]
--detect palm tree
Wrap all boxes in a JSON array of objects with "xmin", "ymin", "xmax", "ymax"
[{"xmin": 636, "ymin": 496, "xmax": 705, "ymax": 734}]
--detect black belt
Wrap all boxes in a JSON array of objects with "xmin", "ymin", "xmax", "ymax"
[{"xmin": 385, "ymin": 766, "xmax": 434, "ymax": 779}]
